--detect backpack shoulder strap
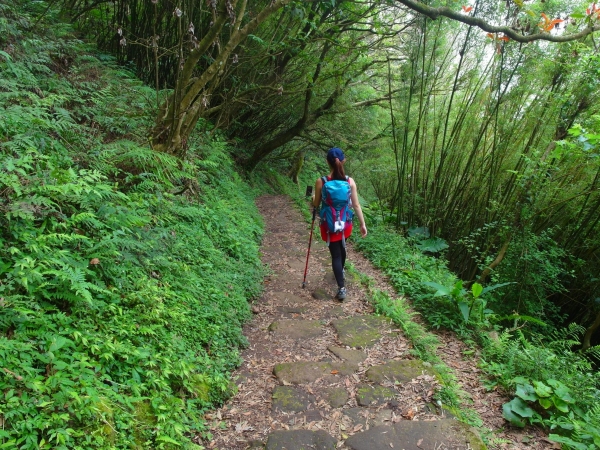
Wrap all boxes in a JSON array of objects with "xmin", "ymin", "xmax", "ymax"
[{"xmin": 321, "ymin": 176, "xmax": 328, "ymax": 185}]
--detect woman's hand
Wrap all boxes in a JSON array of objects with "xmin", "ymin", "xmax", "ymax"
[{"xmin": 360, "ymin": 224, "xmax": 368, "ymax": 237}]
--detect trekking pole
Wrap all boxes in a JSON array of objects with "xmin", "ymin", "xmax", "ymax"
[{"xmin": 302, "ymin": 207, "xmax": 317, "ymax": 288}]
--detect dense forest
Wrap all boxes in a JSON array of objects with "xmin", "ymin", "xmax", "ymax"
[{"xmin": 1, "ymin": 0, "xmax": 599, "ymax": 448}]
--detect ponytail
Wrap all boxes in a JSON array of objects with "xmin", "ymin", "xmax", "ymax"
[{"xmin": 331, "ymin": 158, "xmax": 346, "ymax": 180}]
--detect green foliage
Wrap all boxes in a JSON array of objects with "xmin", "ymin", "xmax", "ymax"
[
  {"xmin": 351, "ymin": 223, "xmax": 600, "ymax": 446},
  {"xmin": 0, "ymin": 3, "xmax": 264, "ymax": 448},
  {"xmin": 423, "ymin": 280, "xmax": 513, "ymax": 325},
  {"xmin": 481, "ymin": 327, "xmax": 600, "ymax": 448},
  {"xmin": 353, "ymin": 226, "xmax": 467, "ymax": 332},
  {"xmin": 492, "ymin": 228, "xmax": 574, "ymax": 327}
]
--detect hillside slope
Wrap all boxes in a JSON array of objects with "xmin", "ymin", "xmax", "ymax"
[{"xmin": 0, "ymin": 2, "xmax": 264, "ymax": 448}]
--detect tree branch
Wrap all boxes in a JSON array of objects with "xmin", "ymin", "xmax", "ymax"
[{"xmin": 395, "ymin": 0, "xmax": 600, "ymax": 43}]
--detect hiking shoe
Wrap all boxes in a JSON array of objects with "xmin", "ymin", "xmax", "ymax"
[{"xmin": 335, "ymin": 287, "xmax": 347, "ymax": 301}]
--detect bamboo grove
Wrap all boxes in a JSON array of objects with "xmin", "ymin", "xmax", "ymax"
[{"xmin": 354, "ymin": 16, "xmax": 600, "ymax": 329}]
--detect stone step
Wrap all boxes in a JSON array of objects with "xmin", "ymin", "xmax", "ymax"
[
  {"xmin": 273, "ymin": 360, "xmax": 358, "ymax": 384},
  {"xmin": 327, "ymin": 346, "xmax": 367, "ymax": 365},
  {"xmin": 269, "ymin": 319, "xmax": 324, "ymax": 340},
  {"xmin": 332, "ymin": 315, "xmax": 394, "ymax": 348},
  {"xmin": 265, "ymin": 430, "xmax": 337, "ymax": 450},
  {"xmin": 355, "ymin": 383, "xmax": 396, "ymax": 407},
  {"xmin": 272, "ymin": 386, "xmax": 316, "ymax": 413},
  {"xmin": 344, "ymin": 419, "xmax": 485, "ymax": 450},
  {"xmin": 365, "ymin": 359, "xmax": 434, "ymax": 384}
]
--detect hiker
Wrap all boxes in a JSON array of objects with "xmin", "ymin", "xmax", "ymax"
[{"xmin": 312, "ymin": 147, "xmax": 367, "ymax": 300}]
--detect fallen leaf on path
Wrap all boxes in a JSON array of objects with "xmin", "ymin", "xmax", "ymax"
[
  {"xmin": 235, "ymin": 421, "xmax": 253, "ymax": 433},
  {"xmin": 402, "ymin": 408, "xmax": 415, "ymax": 420}
]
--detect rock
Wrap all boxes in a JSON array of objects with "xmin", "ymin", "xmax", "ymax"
[
  {"xmin": 487, "ymin": 330, "xmax": 499, "ymax": 341},
  {"xmin": 424, "ymin": 402, "xmax": 456, "ymax": 418},
  {"xmin": 327, "ymin": 346, "xmax": 367, "ymax": 365},
  {"xmin": 265, "ymin": 430, "xmax": 337, "ymax": 450},
  {"xmin": 343, "ymin": 408, "xmax": 392, "ymax": 427},
  {"xmin": 268, "ymin": 320, "xmax": 323, "ymax": 340},
  {"xmin": 273, "ymin": 361, "xmax": 358, "ymax": 384},
  {"xmin": 355, "ymin": 384, "xmax": 396, "ymax": 406},
  {"xmin": 324, "ymin": 270, "xmax": 337, "ymax": 283},
  {"xmin": 344, "ymin": 420, "xmax": 486, "ymax": 450},
  {"xmin": 287, "ymin": 260, "xmax": 307, "ymax": 272},
  {"xmin": 303, "ymin": 409, "xmax": 323, "ymax": 423},
  {"xmin": 276, "ymin": 306, "xmax": 309, "ymax": 318},
  {"xmin": 312, "ymin": 288, "xmax": 330, "ymax": 300},
  {"xmin": 270, "ymin": 291, "xmax": 307, "ymax": 306},
  {"xmin": 272, "ymin": 386, "xmax": 314, "ymax": 413},
  {"xmin": 365, "ymin": 359, "xmax": 433, "ymax": 384},
  {"xmin": 321, "ymin": 387, "xmax": 348, "ymax": 408},
  {"xmin": 323, "ymin": 306, "xmax": 345, "ymax": 319},
  {"xmin": 332, "ymin": 315, "xmax": 392, "ymax": 348}
]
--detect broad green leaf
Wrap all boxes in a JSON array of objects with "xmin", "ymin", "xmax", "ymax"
[
  {"xmin": 533, "ymin": 381, "xmax": 552, "ymax": 398},
  {"xmin": 552, "ymin": 397, "xmax": 570, "ymax": 413},
  {"xmin": 408, "ymin": 226, "xmax": 430, "ymax": 238},
  {"xmin": 570, "ymin": 13, "xmax": 585, "ymax": 19},
  {"xmin": 547, "ymin": 380, "xmax": 574, "ymax": 403},
  {"xmin": 416, "ymin": 237, "xmax": 448, "ymax": 253},
  {"xmin": 49, "ymin": 336, "xmax": 71, "ymax": 352},
  {"xmin": 471, "ymin": 283, "xmax": 483, "ymax": 298},
  {"xmin": 481, "ymin": 282, "xmax": 515, "ymax": 295},
  {"xmin": 502, "ymin": 402, "xmax": 526, "ymax": 427},
  {"xmin": 513, "ymin": 376, "xmax": 529, "ymax": 385},
  {"xmin": 508, "ymin": 398, "xmax": 536, "ymax": 418},
  {"xmin": 451, "ymin": 280, "xmax": 464, "ymax": 297},
  {"xmin": 515, "ymin": 384, "xmax": 537, "ymax": 402},
  {"xmin": 423, "ymin": 282, "xmax": 451, "ymax": 297},
  {"xmin": 457, "ymin": 301, "xmax": 470, "ymax": 322},
  {"xmin": 538, "ymin": 397, "xmax": 553, "ymax": 409}
]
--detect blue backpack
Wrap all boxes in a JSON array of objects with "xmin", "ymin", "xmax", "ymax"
[{"xmin": 320, "ymin": 176, "xmax": 353, "ymax": 246}]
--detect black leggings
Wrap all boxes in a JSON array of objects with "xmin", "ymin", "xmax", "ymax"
[{"xmin": 328, "ymin": 241, "xmax": 346, "ymax": 288}]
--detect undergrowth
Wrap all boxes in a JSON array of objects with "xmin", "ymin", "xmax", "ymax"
[
  {"xmin": 353, "ymin": 226, "xmax": 600, "ymax": 449},
  {"xmin": 0, "ymin": 3, "xmax": 264, "ymax": 448}
]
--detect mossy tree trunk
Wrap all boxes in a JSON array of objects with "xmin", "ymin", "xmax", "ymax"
[
  {"xmin": 288, "ymin": 145, "xmax": 308, "ymax": 184},
  {"xmin": 150, "ymin": 0, "xmax": 290, "ymax": 158}
]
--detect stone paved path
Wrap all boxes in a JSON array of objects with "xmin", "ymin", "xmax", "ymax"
[{"xmin": 205, "ymin": 195, "xmax": 485, "ymax": 450}]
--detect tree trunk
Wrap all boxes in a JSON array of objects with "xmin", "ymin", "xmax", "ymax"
[
  {"xmin": 288, "ymin": 146, "xmax": 308, "ymax": 184},
  {"xmin": 476, "ymin": 236, "xmax": 511, "ymax": 285},
  {"xmin": 582, "ymin": 309, "xmax": 600, "ymax": 352},
  {"xmin": 150, "ymin": 0, "xmax": 290, "ymax": 157}
]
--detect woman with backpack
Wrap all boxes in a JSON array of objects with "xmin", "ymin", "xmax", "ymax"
[{"xmin": 312, "ymin": 147, "xmax": 367, "ymax": 300}]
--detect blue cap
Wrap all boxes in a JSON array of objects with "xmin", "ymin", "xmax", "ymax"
[{"xmin": 327, "ymin": 147, "xmax": 345, "ymax": 163}]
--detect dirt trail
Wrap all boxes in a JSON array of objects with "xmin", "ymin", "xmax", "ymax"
[{"xmin": 201, "ymin": 195, "xmax": 544, "ymax": 450}]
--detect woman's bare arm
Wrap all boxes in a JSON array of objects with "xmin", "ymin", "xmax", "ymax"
[
  {"xmin": 349, "ymin": 178, "xmax": 367, "ymax": 237},
  {"xmin": 312, "ymin": 178, "xmax": 323, "ymax": 208}
]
